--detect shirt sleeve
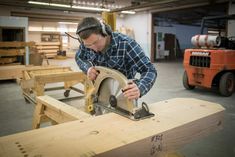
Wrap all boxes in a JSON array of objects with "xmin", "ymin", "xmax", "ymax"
[
  {"xmin": 75, "ymin": 45, "xmax": 93, "ymax": 74},
  {"xmin": 126, "ymin": 40, "xmax": 157, "ymax": 97}
]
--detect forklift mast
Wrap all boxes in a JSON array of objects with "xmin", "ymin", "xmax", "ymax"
[{"xmin": 199, "ymin": 14, "xmax": 235, "ymax": 49}]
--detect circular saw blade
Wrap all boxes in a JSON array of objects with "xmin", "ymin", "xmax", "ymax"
[{"xmin": 98, "ymin": 77, "xmax": 125, "ymax": 107}]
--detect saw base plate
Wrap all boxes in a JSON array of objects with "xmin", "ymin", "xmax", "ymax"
[{"xmin": 94, "ymin": 103, "xmax": 155, "ymax": 121}]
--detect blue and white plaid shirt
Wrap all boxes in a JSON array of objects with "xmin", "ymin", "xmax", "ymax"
[{"xmin": 75, "ymin": 32, "xmax": 157, "ymax": 97}]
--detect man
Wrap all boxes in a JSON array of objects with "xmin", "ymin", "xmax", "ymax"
[{"xmin": 75, "ymin": 17, "xmax": 157, "ymax": 100}]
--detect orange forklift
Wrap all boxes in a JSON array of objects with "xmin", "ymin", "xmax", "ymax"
[{"xmin": 183, "ymin": 15, "xmax": 235, "ymax": 96}]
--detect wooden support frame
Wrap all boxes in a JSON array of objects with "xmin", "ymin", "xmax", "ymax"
[
  {"xmin": 20, "ymin": 66, "xmax": 94, "ymax": 113},
  {"xmin": 0, "ymin": 98, "xmax": 225, "ymax": 157},
  {"xmin": 20, "ymin": 66, "xmax": 82, "ymax": 97},
  {"xmin": 33, "ymin": 95, "xmax": 91, "ymax": 129}
]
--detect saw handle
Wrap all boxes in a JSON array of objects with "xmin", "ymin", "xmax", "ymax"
[
  {"xmin": 142, "ymin": 102, "xmax": 149, "ymax": 112},
  {"xmin": 121, "ymin": 81, "xmax": 134, "ymax": 92}
]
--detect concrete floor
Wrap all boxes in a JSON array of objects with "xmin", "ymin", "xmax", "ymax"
[{"xmin": 0, "ymin": 58, "xmax": 234, "ymax": 157}]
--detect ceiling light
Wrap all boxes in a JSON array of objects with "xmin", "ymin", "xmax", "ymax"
[
  {"xmin": 28, "ymin": 1, "xmax": 110, "ymax": 12},
  {"xmin": 29, "ymin": 1, "xmax": 70, "ymax": 8},
  {"xmin": 28, "ymin": 1, "xmax": 49, "ymax": 5},
  {"xmin": 50, "ymin": 3, "xmax": 70, "ymax": 8},
  {"xmin": 121, "ymin": 11, "xmax": 136, "ymax": 14},
  {"xmin": 58, "ymin": 22, "xmax": 78, "ymax": 25},
  {"xmin": 72, "ymin": 6, "xmax": 110, "ymax": 12}
]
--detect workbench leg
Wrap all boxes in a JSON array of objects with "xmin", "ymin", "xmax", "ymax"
[
  {"xmin": 34, "ymin": 83, "xmax": 44, "ymax": 96},
  {"xmin": 32, "ymin": 102, "xmax": 45, "ymax": 129}
]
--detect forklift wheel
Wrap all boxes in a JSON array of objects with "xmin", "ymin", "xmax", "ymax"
[
  {"xmin": 183, "ymin": 71, "xmax": 195, "ymax": 90},
  {"xmin": 64, "ymin": 90, "xmax": 70, "ymax": 97},
  {"xmin": 219, "ymin": 72, "xmax": 234, "ymax": 97}
]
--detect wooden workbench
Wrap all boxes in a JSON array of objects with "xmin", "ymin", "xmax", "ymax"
[{"xmin": 0, "ymin": 98, "xmax": 224, "ymax": 157}]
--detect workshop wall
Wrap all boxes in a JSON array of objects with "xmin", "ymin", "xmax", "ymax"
[
  {"xmin": 228, "ymin": 1, "xmax": 235, "ymax": 37},
  {"xmin": 116, "ymin": 12, "xmax": 152, "ymax": 58}
]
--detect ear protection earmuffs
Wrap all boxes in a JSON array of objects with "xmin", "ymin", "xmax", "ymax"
[{"xmin": 76, "ymin": 20, "xmax": 112, "ymax": 40}]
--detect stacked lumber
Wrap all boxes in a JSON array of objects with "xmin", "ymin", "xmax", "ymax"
[
  {"xmin": 36, "ymin": 42, "xmax": 61, "ymax": 58},
  {"xmin": 0, "ymin": 41, "xmax": 35, "ymax": 65}
]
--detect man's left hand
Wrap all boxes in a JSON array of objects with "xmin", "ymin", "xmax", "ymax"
[{"xmin": 122, "ymin": 81, "xmax": 140, "ymax": 100}]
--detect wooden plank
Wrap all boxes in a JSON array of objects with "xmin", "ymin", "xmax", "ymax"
[
  {"xmin": 35, "ymin": 42, "xmax": 60, "ymax": 46},
  {"xmin": 25, "ymin": 66, "xmax": 71, "ymax": 73},
  {"xmin": 0, "ymin": 49, "xmax": 25, "ymax": 56},
  {"xmin": 28, "ymin": 67, "xmax": 71, "ymax": 77},
  {"xmin": 36, "ymin": 46, "xmax": 59, "ymax": 49},
  {"xmin": 0, "ymin": 65, "xmax": 25, "ymax": 80},
  {"xmin": 38, "ymin": 49, "xmax": 59, "ymax": 53},
  {"xmin": 0, "ymin": 57, "xmax": 17, "ymax": 64},
  {"xmin": 0, "ymin": 98, "xmax": 225, "ymax": 157},
  {"xmin": 34, "ymin": 72, "xmax": 86, "ymax": 84},
  {"xmin": 0, "ymin": 41, "xmax": 35, "ymax": 47}
]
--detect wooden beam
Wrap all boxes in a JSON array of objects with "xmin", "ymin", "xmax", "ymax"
[
  {"xmin": 0, "ymin": 98, "xmax": 225, "ymax": 157},
  {"xmin": 0, "ymin": 49, "xmax": 25, "ymax": 56},
  {"xmin": 38, "ymin": 96, "xmax": 90, "ymax": 121},
  {"xmin": 34, "ymin": 72, "xmax": 86, "ymax": 84},
  {"xmin": 0, "ymin": 57, "xmax": 17, "ymax": 64},
  {"xmin": 0, "ymin": 41, "xmax": 35, "ymax": 47},
  {"xmin": 27, "ymin": 67, "xmax": 71, "ymax": 77},
  {"xmin": 38, "ymin": 49, "xmax": 59, "ymax": 53},
  {"xmin": 32, "ymin": 95, "xmax": 90, "ymax": 129},
  {"xmin": 36, "ymin": 46, "xmax": 59, "ymax": 49},
  {"xmin": 0, "ymin": 65, "xmax": 58, "ymax": 80},
  {"xmin": 35, "ymin": 42, "xmax": 60, "ymax": 46}
]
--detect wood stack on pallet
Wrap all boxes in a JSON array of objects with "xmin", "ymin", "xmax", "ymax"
[
  {"xmin": 0, "ymin": 41, "xmax": 35, "ymax": 65},
  {"xmin": 35, "ymin": 42, "xmax": 61, "ymax": 59}
]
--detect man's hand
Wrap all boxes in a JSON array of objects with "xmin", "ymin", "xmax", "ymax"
[
  {"xmin": 87, "ymin": 67, "xmax": 99, "ymax": 81},
  {"xmin": 122, "ymin": 81, "xmax": 140, "ymax": 100}
]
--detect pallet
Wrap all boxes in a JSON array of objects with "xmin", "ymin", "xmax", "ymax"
[{"xmin": 0, "ymin": 98, "xmax": 225, "ymax": 157}]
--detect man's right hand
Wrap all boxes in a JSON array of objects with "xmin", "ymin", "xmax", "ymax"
[{"xmin": 87, "ymin": 67, "xmax": 99, "ymax": 81}]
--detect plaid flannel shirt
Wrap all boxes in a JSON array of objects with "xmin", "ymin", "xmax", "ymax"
[{"xmin": 75, "ymin": 32, "xmax": 157, "ymax": 97}]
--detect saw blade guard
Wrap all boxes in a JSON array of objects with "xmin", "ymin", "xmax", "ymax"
[{"xmin": 93, "ymin": 66, "xmax": 137, "ymax": 114}]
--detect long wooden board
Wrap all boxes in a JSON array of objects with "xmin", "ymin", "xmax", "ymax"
[
  {"xmin": 0, "ymin": 65, "xmax": 57, "ymax": 80},
  {"xmin": 0, "ymin": 49, "xmax": 25, "ymax": 56},
  {"xmin": 0, "ymin": 98, "xmax": 224, "ymax": 157},
  {"xmin": 0, "ymin": 57, "xmax": 17, "ymax": 64},
  {"xmin": 0, "ymin": 41, "xmax": 35, "ymax": 47}
]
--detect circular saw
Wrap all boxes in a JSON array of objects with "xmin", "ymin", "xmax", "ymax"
[{"xmin": 92, "ymin": 66, "xmax": 154, "ymax": 120}]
